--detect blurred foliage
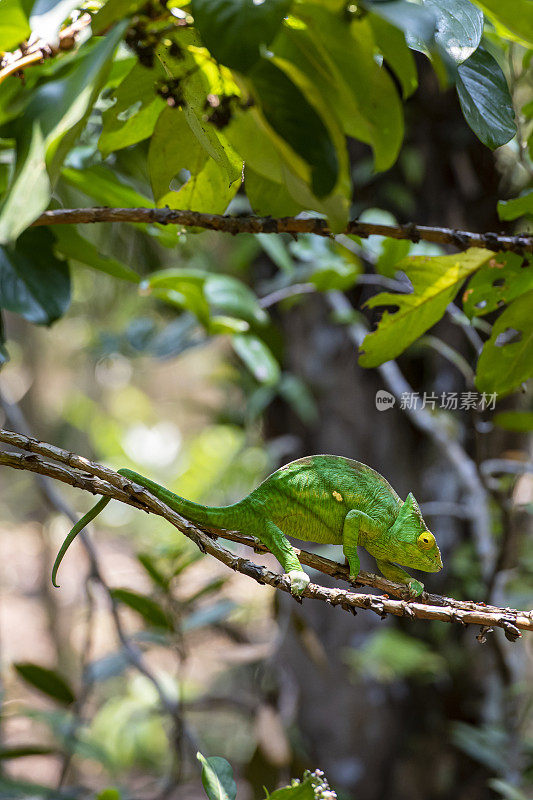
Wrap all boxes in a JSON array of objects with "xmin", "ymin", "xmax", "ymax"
[{"xmin": 0, "ymin": 0, "xmax": 532, "ymax": 798}]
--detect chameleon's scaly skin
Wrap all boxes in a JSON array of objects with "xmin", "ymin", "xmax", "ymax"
[{"xmin": 52, "ymin": 455, "xmax": 443, "ymax": 597}]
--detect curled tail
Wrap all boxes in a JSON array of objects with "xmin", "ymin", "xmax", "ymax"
[{"xmin": 51, "ymin": 468, "xmax": 242, "ymax": 588}]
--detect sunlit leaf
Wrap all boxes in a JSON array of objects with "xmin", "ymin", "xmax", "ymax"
[
  {"xmin": 359, "ymin": 248, "xmax": 492, "ymax": 367},
  {"xmin": 0, "ymin": 0, "xmax": 30, "ymax": 51}
]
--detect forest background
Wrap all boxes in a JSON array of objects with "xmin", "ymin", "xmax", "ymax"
[{"xmin": 0, "ymin": 0, "xmax": 532, "ymax": 798}]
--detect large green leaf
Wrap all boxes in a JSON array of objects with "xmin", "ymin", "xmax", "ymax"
[
  {"xmin": 289, "ymin": 7, "xmax": 404, "ymax": 171},
  {"xmin": 14, "ymin": 662, "xmax": 75, "ymax": 705},
  {"xmin": 359, "ymin": 248, "xmax": 492, "ymax": 367},
  {"xmin": 462, "ymin": 252, "xmax": 533, "ymax": 318},
  {"xmin": 99, "ymin": 62, "xmax": 166, "ymax": 158},
  {"xmin": 0, "ymin": 228, "xmax": 70, "ymax": 324},
  {"xmin": 0, "ymin": 0, "xmax": 30, "ymax": 51},
  {"xmin": 456, "ymin": 48, "xmax": 516, "ymax": 149},
  {"xmin": 158, "ymin": 157, "xmax": 239, "ymax": 215},
  {"xmin": 197, "ymin": 752, "xmax": 237, "ymax": 800},
  {"xmin": 148, "ymin": 106, "xmax": 207, "ymax": 201},
  {"xmin": 53, "ymin": 227, "xmax": 140, "ymax": 283},
  {"xmin": 476, "ymin": 290, "xmax": 533, "ymax": 395},
  {"xmin": 424, "ymin": 0, "xmax": 483, "ymax": 64},
  {"xmin": 470, "ymin": 0, "xmax": 533, "ymax": 48},
  {"xmin": 249, "ymin": 58, "xmax": 338, "ymax": 197},
  {"xmin": 191, "ymin": 0, "xmax": 292, "ymax": 73}
]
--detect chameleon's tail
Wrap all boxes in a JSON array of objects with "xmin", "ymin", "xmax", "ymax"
[
  {"xmin": 52, "ymin": 496, "xmax": 111, "ymax": 587},
  {"xmin": 51, "ymin": 468, "xmax": 243, "ymax": 588}
]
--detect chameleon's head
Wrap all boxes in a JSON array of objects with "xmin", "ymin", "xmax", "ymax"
[{"xmin": 389, "ymin": 493, "xmax": 443, "ymax": 573}]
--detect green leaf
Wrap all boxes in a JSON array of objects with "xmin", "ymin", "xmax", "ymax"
[
  {"xmin": 498, "ymin": 191, "xmax": 533, "ymax": 221},
  {"xmin": 0, "ymin": 228, "xmax": 70, "ymax": 324},
  {"xmin": 249, "ymin": 58, "xmax": 338, "ymax": 197},
  {"xmin": 456, "ymin": 48, "xmax": 516, "ymax": 149},
  {"xmin": 99, "ymin": 63, "xmax": 166, "ymax": 158},
  {"xmin": 0, "ymin": 0, "xmax": 30, "ymax": 51},
  {"xmin": 267, "ymin": 776, "xmax": 315, "ymax": 800},
  {"xmin": 359, "ymin": 248, "xmax": 492, "ymax": 367},
  {"xmin": 204, "ymin": 274, "xmax": 268, "ymax": 326},
  {"xmin": 424, "ymin": 0, "xmax": 483, "ymax": 63},
  {"xmin": 470, "ymin": 0, "xmax": 533, "ymax": 48},
  {"xmin": 61, "ymin": 164, "xmax": 150, "ymax": 208},
  {"xmin": 96, "ymin": 789, "xmax": 122, "ymax": 800},
  {"xmin": 462, "ymin": 252, "xmax": 533, "ymax": 318},
  {"xmin": 245, "ymin": 169, "xmax": 304, "ymax": 218},
  {"xmin": 14, "ymin": 662, "xmax": 75, "ymax": 705},
  {"xmin": 231, "ymin": 333, "xmax": 281, "ymax": 384},
  {"xmin": 191, "ymin": 0, "xmax": 292, "ymax": 73},
  {"xmin": 53, "ymin": 226, "xmax": 140, "ymax": 283},
  {"xmin": 158, "ymin": 157, "xmax": 239, "ymax": 215},
  {"xmin": 365, "ymin": 0, "xmax": 437, "ymax": 44},
  {"xmin": 137, "ymin": 554, "xmax": 170, "ymax": 590},
  {"xmin": 0, "ymin": 120, "xmax": 50, "ymax": 245},
  {"xmin": 196, "ymin": 752, "xmax": 237, "ymax": 800},
  {"xmin": 148, "ymin": 106, "xmax": 207, "ymax": 201},
  {"xmin": 92, "ymin": 0, "xmax": 147, "ymax": 34},
  {"xmin": 476, "ymin": 290, "xmax": 533, "ymax": 396},
  {"xmin": 286, "ymin": 8, "xmax": 404, "ymax": 172},
  {"xmin": 110, "ymin": 588, "xmax": 173, "ymax": 630},
  {"xmin": 493, "ymin": 411, "xmax": 533, "ymax": 432},
  {"xmin": 0, "ymin": 746, "xmax": 57, "ymax": 759},
  {"xmin": 369, "ymin": 15, "xmax": 418, "ymax": 98}
]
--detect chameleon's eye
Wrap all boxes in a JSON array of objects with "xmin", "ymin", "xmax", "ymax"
[{"xmin": 417, "ymin": 531, "xmax": 435, "ymax": 550}]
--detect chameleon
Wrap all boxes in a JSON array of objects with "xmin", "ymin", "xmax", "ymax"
[{"xmin": 52, "ymin": 454, "xmax": 443, "ymax": 596}]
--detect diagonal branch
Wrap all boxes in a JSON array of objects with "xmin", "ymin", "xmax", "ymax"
[
  {"xmin": 30, "ymin": 207, "xmax": 533, "ymax": 255},
  {"xmin": 0, "ymin": 429, "xmax": 530, "ymax": 638}
]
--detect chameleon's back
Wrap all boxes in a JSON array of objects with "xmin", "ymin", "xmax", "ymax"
[{"xmin": 247, "ymin": 455, "xmax": 401, "ymax": 544}]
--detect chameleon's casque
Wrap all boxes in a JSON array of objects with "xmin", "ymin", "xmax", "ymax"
[{"xmin": 53, "ymin": 455, "xmax": 443, "ymax": 597}]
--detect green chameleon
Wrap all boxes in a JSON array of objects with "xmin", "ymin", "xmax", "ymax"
[{"xmin": 52, "ymin": 455, "xmax": 443, "ymax": 597}]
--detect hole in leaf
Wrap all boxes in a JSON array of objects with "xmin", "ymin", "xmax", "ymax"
[
  {"xmin": 475, "ymin": 300, "xmax": 487, "ymax": 310},
  {"xmin": 492, "ymin": 278, "xmax": 505, "ymax": 287},
  {"xmin": 495, "ymin": 328, "xmax": 522, "ymax": 347}
]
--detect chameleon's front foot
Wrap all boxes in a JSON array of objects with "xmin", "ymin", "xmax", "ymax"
[
  {"xmin": 286, "ymin": 570, "xmax": 310, "ymax": 596},
  {"xmin": 407, "ymin": 579, "xmax": 424, "ymax": 598}
]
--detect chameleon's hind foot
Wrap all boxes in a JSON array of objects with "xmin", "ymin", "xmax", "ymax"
[
  {"xmin": 286, "ymin": 570, "xmax": 310, "ymax": 596},
  {"xmin": 407, "ymin": 579, "xmax": 424, "ymax": 597}
]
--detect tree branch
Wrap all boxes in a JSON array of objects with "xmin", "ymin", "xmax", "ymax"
[
  {"xmin": 30, "ymin": 207, "xmax": 533, "ymax": 254},
  {"xmin": 0, "ymin": 14, "xmax": 91, "ymax": 85},
  {"xmin": 0, "ymin": 429, "xmax": 530, "ymax": 639}
]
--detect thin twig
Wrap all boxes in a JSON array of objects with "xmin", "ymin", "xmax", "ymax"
[
  {"xmin": 29, "ymin": 207, "xmax": 533, "ymax": 254},
  {"xmin": 0, "ymin": 429, "xmax": 530, "ymax": 637}
]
